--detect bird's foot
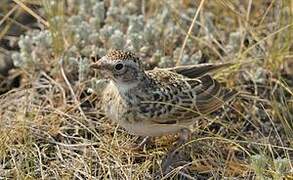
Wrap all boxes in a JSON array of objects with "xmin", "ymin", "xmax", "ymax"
[
  {"xmin": 131, "ymin": 136, "xmax": 152, "ymax": 151},
  {"xmin": 154, "ymin": 149, "xmax": 191, "ymax": 179},
  {"xmin": 155, "ymin": 128, "xmax": 192, "ymax": 178},
  {"xmin": 174, "ymin": 128, "xmax": 191, "ymax": 148}
]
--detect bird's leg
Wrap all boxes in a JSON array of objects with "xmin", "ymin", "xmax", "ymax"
[
  {"xmin": 160, "ymin": 128, "xmax": 192, "ymax": 176},
  {"xmin": 132, "ymin": 136, "xmax": 152, "ymax": 150},
  {"xmin": 138, "ymin": 136, "xmax": 151, "ymax": 148},
  {"xmin": 174, "ymin": 128, "xmax": 191, "ymax": 149}
]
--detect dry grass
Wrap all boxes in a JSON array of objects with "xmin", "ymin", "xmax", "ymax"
[{"xmin": 0, "ymin": 0, "xmax": 292, "ymax": 179}]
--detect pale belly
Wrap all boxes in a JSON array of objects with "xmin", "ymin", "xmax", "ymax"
[{"xmin": 119, "ymin": 119, "xmax": 185, "ymax": 137}]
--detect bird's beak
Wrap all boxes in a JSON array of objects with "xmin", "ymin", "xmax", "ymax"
[
  {"xmin": 90, "ymin": 60, "xmax": 111, "ymax": 70},
  {"xmin": 90, "ymin": 61, "xmax": 103, "ymax": 69},
  {"xmin": 90, "ymin": 60, "xmax": 113, "ymax": 79}
]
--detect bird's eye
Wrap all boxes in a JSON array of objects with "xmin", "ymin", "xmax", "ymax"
[{"xmin": 114, "ymin": 63, "xmax": 124, "ymax": 71}]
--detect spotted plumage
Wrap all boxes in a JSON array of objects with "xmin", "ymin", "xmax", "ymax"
[{"xmin": 91, "ymin": 49, "xmax": 238, "ymax": 137}]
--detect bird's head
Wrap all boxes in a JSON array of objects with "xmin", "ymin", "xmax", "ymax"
[{"xmin": 91, "ymin": 49, "xmax": 146, "ymax": 91}]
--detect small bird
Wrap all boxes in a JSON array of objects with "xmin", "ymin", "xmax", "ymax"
[{"xmin": 91, "ymin": 49, "xmax": 238, "ymax": 146}]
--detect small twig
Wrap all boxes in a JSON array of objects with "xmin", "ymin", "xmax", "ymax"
[
  {"xmin": 41, "ymin": 71, "xmax": 67, "ymax": 105},
  {"xmin": 259, "ymin": 0, "xmax": 276, "ymax": 25},
  {"xmin": 242, "ymin": 23, "xmax": 293, "ymax": 57},
  {"xmin": 246, "ymin": 0, "xmax": 253, "ymax": 21},
  {"xmin": 0, "ymin": 4, "xmax": 18, "ymax": 27},
  {"xmin": 59, "ymin": 57, "xmax": 88, "ymax": 121},
  {"xmin": 177, "ymin": 0, "xmax": 205, "ymax": 66},
  {"xmin": 13, "ymin": 0, "xmax": 49, "ymax": 27},
  {"xmin": 33, "ymin": 143, "xmax": 45, "ymax": 180}
]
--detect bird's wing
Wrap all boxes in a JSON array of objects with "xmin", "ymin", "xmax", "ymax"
[
  {"xmin": 156, "ymin": 62, "xmax": 234, "ymax": 78},
  {"xmin": 136, "ymin": 68, "xmax": 237, "ymax": 125}
]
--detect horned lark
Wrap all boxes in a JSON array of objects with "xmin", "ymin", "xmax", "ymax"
[{"xmin": 91, "ymin": 49, "xmax": 238, "ymax": 145}]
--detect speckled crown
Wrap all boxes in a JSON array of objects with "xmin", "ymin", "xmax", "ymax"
[
  {"xmin": 106, "ymin": 49, "xmax": 138, "ymax": 61},
  {"xmin": 105, "ymin": 49, "xmax": 143, "ymax": 68}
]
